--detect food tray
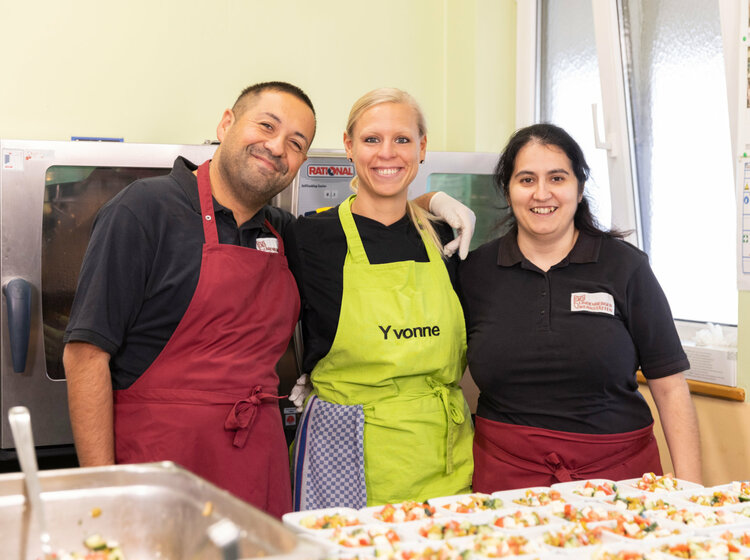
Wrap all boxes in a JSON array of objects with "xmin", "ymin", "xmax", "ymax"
[{"xmin": 0, "ymin": 461, "xmax": 325, "ymax": 559}]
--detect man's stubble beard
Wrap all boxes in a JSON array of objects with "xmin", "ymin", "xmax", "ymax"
[{"xmin": 219, "ymin": 145, "xmax": 292, "ymax": 210}]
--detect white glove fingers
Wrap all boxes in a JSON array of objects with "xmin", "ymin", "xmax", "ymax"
[
  {"xmin": 458, "ymin": 232, "xmax": 471, "ymax": 260},
  {"xmin": 442, "ymin": 238, "xmax": 460, "ymax": 258}
]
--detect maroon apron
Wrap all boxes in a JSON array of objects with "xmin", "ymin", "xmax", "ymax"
[
  {"xmin": 472, "ymin": 416, "xmax": 662, "ymax": 493},
  {"xmin": 114, "ymin": 161, "xmax": 300, "ymax": 517}
]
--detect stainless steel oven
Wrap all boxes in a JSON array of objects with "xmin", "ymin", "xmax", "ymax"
[
  {"xmin": 1, "ymin": 140, "xmax": 217, "ymax": 457},
  {"xmin": 0, "ymin": 140, "xmax": 499, "ymax": 465}
]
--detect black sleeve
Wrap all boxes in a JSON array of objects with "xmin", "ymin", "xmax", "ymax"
[
  {"xmin": 64, "ymin": 194, "xmax": 154, "ymax": 355},
  {"xmin": 625, "ymin": 253, "xmax": 690, "ymax": 378},
  {"xmin": 288, "ymin": 211, "xmax": 347, "ymax": 374}
]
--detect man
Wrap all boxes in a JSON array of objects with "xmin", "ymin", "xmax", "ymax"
[
  {"xmin": 64, "ymin": 82, "xmax": 316, "ymax": 517},
  {"xmin": 64, "ymin": 81, "xmax": 473, "ymax": 517}
]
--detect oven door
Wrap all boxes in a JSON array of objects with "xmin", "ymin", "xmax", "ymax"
[{"xmin": 0, "ymin": 140, "xmax": 217, "ymax": 452}]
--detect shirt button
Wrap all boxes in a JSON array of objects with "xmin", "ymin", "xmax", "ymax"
[
  {"xmin": 540, "ymin": 310, "xmax": 545, "ymax": 315},
  {"xmin": 541, "ymin": 291, "xmax": 547, "ymax": 296}
]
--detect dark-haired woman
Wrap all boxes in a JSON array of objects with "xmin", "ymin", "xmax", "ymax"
[{"xmin": 459, "ymin": 123, "xmax": 702, "ymax": 492}]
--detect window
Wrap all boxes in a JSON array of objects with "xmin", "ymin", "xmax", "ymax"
[
  {"xmin": 540, "ymin": 0, "xmax": 612, "ymax": 229},
  {"xmin": 533, "ymin": 0, "xmax": 737, "ymax": 325}
]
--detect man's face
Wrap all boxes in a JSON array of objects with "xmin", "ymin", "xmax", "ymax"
[{"xmin": 215, "ymin": 90, "xmax": 316, "ymax": 209}]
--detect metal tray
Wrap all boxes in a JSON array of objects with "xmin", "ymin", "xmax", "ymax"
[{"xmin": 0, "ymin": 461, "xmax": 325, "ymax": 559}]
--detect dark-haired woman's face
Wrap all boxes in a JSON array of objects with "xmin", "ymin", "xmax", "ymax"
[{"xmin": 508, "ymin": 142, "xmax": 582, "ymax": 243}]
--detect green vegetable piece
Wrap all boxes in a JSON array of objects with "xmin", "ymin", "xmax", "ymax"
[{"xmin": 84, "ymin": 533, "xmax": 107, "ymax": 550}]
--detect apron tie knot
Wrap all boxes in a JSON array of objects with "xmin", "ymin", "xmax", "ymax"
[
  {"xmin": 428, "ymin": 380, "xmax": 465, "ymax": 474},
  {"xmin": 224, "ymin": 386, "xmax": 284, "ymax": 448},
  {"xmin": 544, "ymin": 451, "xmax": 574, "ymax": 482}
]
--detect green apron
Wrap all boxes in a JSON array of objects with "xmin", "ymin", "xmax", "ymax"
[{"xmin": 311, "ymin": 195, "xmax": 473, "ymax": 506}]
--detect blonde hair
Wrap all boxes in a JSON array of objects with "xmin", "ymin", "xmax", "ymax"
[{"xmin": 345, "ymin": 88, "xmax": 444, "ymax": 255}]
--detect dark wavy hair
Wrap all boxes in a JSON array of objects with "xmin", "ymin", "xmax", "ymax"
[{"xmin": 494, "ymin": 123, "xmax": 627, "ymax": 238}]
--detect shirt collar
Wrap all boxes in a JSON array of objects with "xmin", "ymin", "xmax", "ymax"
[
  {"xmin": 174, "ymin": 156, "xmax": 269, "ymax": 230},
  {"xmin": 496, "ymin": 228, "xmax": 602, "ymax": 267}
]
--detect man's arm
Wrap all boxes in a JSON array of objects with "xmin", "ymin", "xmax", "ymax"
[
  {"xmin": 63, "ymin": 341, "xmax": 115, "ymax": 466},
  {"xmin": 648, "ymin": 373, "xmax": 702, "ymax": 484}
]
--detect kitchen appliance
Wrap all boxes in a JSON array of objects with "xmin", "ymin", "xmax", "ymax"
[
  {"xmin": 0, "ymin": 139, "xmax": 500, "ymax": 465},
  {"xmin": 0, "ymin": 460, "xmax": 325, "ymax": 559}
]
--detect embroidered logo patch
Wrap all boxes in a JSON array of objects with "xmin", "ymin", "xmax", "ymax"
[
  {"xmin": 255, "ymin": 238, "xmax": 279, "ymax": 253},
  {"xmin": 570, "ymin": 292, "xmax": 615, "ymax": 315}
]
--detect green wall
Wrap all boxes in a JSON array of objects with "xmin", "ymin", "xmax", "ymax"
[{"xmin": 0, "ymin": 0, "xmax": 516, "ymax": 153}]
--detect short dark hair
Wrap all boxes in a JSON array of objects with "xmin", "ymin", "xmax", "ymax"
[
  {"xmin": 495, "ymin": 123, "xmax": 627, "ymax": 239},
  {"xmin": 232, "ymin": 81, "xmax": 316, "ymax": 118}
]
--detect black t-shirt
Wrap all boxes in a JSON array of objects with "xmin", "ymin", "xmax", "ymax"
[
  {"xmin": 458, "ymin": 228, "xmax": 689, "ymax": 434},
  {"xmin": 64, "ymin": 157, "xmax": 295, "ymax": 389},
  {"xmin": 286, "ymin": 205, "xmax": 458, "ymax": 375}
]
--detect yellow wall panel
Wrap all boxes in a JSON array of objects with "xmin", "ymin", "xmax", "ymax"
[{"xmin": 0, "ymin": 0, "xmax": 516, "ymax": 152}]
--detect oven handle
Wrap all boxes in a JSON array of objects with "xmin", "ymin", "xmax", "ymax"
[{"xmin": 3, "ymin": 278, "xmax": 31, "ymax": 373}]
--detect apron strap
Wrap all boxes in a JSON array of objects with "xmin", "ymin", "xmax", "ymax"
[
  {"xmin": 339, "ymin": 195, "xmax": 445, "ymax": 266},
  {"xmin": 544, "ymin": 452, "xmax": 575, "ymax": 482},
  {"xmin": 224, "ymin": 386, "xmax": 285, "ymax": 448},
  {"xmin": 427, "ymin": 379, "xmax": 465, "ymax": 474},
  {"xmin": 196, "ymin": 161, "xmax": 219, "ymax": 246},
  {"xmin": 338, "ymin": 195, "xmax": 369, "ymax": 264},
  {"xmin": 263, "ymin": 219, "xmax": 286, "ymax": 256}
]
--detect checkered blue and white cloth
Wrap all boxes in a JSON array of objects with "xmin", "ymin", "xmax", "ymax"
[{"xmin": 292, "ymin": 395, "xmax": 366, "ymax": 511}]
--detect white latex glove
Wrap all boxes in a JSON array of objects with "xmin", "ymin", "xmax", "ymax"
[
  {"xmin": 289, "ymin": 374, "xmax": 312, "ymax": 412},
  {"xmin": 428, "ymin": 191, "xmax": 476, "ymax": 260}
]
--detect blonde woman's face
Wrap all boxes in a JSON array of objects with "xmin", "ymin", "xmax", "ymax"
[{"xmin": 344, "ymin": 102, "xmax": 426, "ymax": 202}]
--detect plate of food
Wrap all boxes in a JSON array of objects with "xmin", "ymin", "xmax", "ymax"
[
  {"xmin": 651, "ymin": 535, "xmax": 745, "ymax": 559},
  {"xmin": 282, "ymin": 506, "xmax": 364, "ymax": 534},
  {"xmin": 646, "ymin": 506, "xmax": 740, "ymax": 530},
  {"xmin": 598, "ymin": 512, "xmax": 682, "ymax": 541},
  {"xmin": 389, "ymin": 540, "xmax": 471, "ymax": 560},
  {"xmin": 492, "ymin": 486, "xmax": 566, "ymax": 508},
  {"xmin": 413, "ymin": 517, "xmax": 495, "ymax": 541},
  {"xmin": 325, "ymin": 524, "xmax": 405, "ymax": 553},
  {"xmin": 607, "ymin": 493, "xmax": 675, "ymax": 514},
  {"xmin": 616, "ymin": 472, "xmax": 703, "ymax": 494},
  {"xmin": 489, "ymin": 508, "xmax": 560, "ymax": 530},
  {"xmin": 552, "ymin": 479, "xmax": 619, "ymax": 500},
  {"xmin": 541, "ymin": 522, "xmax": 606, "ymax": 552},
  {"xmin": 682, "ymin": 489, "xmax": 745, "ymax": 508},
  {"xmin": 427, "ymin": 492, "xmax": 505, "ymax": 514},
  {"xmin": 549, "ymin": 501, "xmax": 622, "ymax": 524},
  {"xmin": 361, "ymin": 500, "xmax": 438, "ymax": 524},
  {"xmin": 469, "ymin": 531, "xmax": 543, "ymax": 559}
]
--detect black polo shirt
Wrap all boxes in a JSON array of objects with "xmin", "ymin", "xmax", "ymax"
[
  {"xmin": 286, "ymin": 205, "xmax": 458, "ymax": 375},
  {"xmin": 64, "ymin": 157, "xmax": 295, "ymax": 390},
  {"xmin": 458, "ymin": 228, "xmax": 689, "ymax": 434}
]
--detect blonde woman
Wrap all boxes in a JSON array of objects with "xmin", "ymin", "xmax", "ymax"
[{"xmin": 290, "ymin": 88, "xmax": 473, "ymax": 509}]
